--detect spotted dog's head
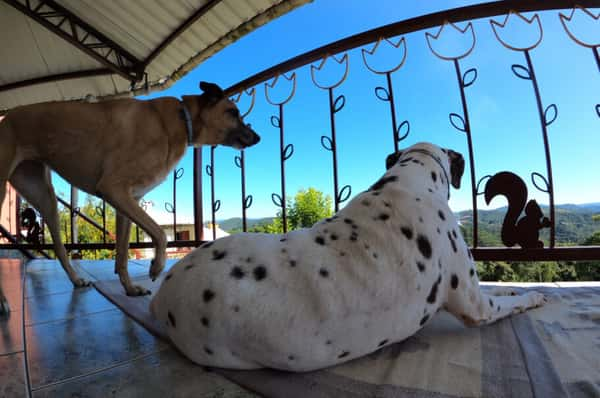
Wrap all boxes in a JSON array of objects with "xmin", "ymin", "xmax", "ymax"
[
  {"xmin": 385, "ymin": 142, "xmax": 465, "ymax": 194},
  {"xmin": 182, "ymin": 82, "xmax": 261, "ymax": 149}
]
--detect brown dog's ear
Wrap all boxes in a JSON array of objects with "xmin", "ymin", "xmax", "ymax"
[
  {"xmin": 385, "ymin": 151, "xmax": 403, "ymax": 170},
  {"xmin": 448, "ymin": 149, "xmax": 465, "ymax": 189},
  {"xmin": 199, "ymin": 82, "xmax": 224, "ymax": 99}
]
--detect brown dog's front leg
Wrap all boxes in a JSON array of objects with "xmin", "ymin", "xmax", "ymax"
[
  {"xmin": 0, "ymin": 288, "xmax": 9, "ymax": 316},
  {"xmin": 115, "ymin": 212, "xmax": 150, "ymax": 296}
]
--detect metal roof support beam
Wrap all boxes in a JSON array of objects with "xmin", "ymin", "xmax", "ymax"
[
  {"xmin": 3, "ymin": 0, "xmax": 144, "ymax": 82},
  {"xmin": 0, "ymin": 69, "xmax": 113, "ymax": 93},
  {"xmin": 143, "ymin": 0, "xmax": 221, "ymax": 67}
]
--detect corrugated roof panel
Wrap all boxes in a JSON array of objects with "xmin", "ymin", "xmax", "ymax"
[{"xmin": 0, "ymin": 0, "xmax": 311, "ymax": 112}]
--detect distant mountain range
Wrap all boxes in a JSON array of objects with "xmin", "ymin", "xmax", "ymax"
[{"xmin": 214, "ymin": 203, "xmax": 600, "ymax": 245}]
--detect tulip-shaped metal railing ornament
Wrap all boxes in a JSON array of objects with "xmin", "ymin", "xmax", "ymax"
[
  {"xmin": 265, "ymin": 73, "xmax": 297, "ymax": 232},
  {"xmin": 559, "ymin": 6, "xmax": 600, "ymax": 115},
  {"xmin": 362, "ymin": 37, "xmax": 410, "ymax": 152},
  {"xmin": 231, "ymin": 88, "xmax": 257, "ymax": 232},
  {"xmin": 491, "ymin": 11, "xmax": 558, "ymax": 247},
  {"xmin": 206, "ymin": 146, "xmax": 221, "ymax": 241},
  {"xmin": 426, "ymin": 21, "xmax": 479, "ymax": 247},
  {"xmin": 311, "ymin": 54, "xmax": 352, "ymax": 212},
  {"xmin": 164, "ymin": 167, "xmax": 184, "ymax": 239}
]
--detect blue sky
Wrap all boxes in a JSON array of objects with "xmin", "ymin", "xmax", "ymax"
[{"xmin": 53, "ymin": 1, "xmax": 600, "ymax": 224}]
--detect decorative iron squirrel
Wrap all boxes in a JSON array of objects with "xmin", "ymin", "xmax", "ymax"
[
  {"xmin": 484, "ymin": 172, "xmax": 550, "ymax": 249},
  {"xmin": 20, "ymin": 207, "xmax": 42, "ymax": 245}
]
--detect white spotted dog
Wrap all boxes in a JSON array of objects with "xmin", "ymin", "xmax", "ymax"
[{"xmin": 150, "ymin": 142, "xmax": 546, "ymax": 372}]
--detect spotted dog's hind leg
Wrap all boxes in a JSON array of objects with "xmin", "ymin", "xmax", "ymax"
[{"xmin": 444, "ymin": 270, "xmax": 546, "ymax": 327}]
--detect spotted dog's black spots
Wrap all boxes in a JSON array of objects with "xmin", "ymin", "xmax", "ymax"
[
  {"xmin": 372, "ymin": 191, "xmax": 381, "ymax": 196},
  {"xmin": 168, "ymin": 311, "xmax": 176, "ymax": 328},
  {"xmin": 489, "ymin": 299, "xmax": 494, "ymax": 308},
  {"xmin": 281, "ymin": 248, "xmax": 287, "ymax": 253},
  {"xmin": 438, "ymin": 259, "xmax": 442, "ymax": 269},
  {"xmin": 203, "ymin": 289, "xmax": 215, "ymax": 302},
  {"xmin": 325, "ymin": 217, "xmax": 333, "ymax": 223},
  {"xmin": 230, "ymin": 266, "xmax": 245, "ymax": 279},
  {"xmin": 200, "ymin": 241, "xmax": 214, "ymax": 249},
  {"xmin": 428, "ymin": 188, "xmax": 434, "ymax": 193},
  {"xmin": 437, "ymin": 227, "xmax": 441, "ymax": 234},
  {"xmin": 326, "ymin": 340, "xmax": 332, "ymax": 345},
  {"xmin": 378, "ymin": 339, "xmax": 388, "ymax": 347},
  {"xmin": 344, "ymin": 218, "xmax": 353, "ymax": 224},
  {"xmin": 212, "ymin": 250, "xmax": 226, "ymax": 260},
  {"xmin": 369, "ymin": 175, "xmax": 398, "ymax": 191},
  {"xmin": 338, "ymin": 351, "xmax": 350, "ymax": 359},
  {"xmin": 419, "ymin": 217, "xmax": 424, "ymax": 223},
  {"xmin": 253, "ymin": 266, "xmax": 267, "ymax": 281},
  {"xmin": 497, "ymin": 305, "xmax": 501, "ymax": 312},
  {"xmin": 351, "ymin": 224, "xmax": 358, "ymax": 230},
  {"xmin": 412, "ymin": 159, "xmax": 420, "ymax": 164},
  {"xmin": 339, "ymin": 251, "xmax": 346, "ymax": 256},
  {"xmin": 416, "ymin": 235, "xmax": 432, "ymax": 259},
  {"xmin": 330, "ymin": 234, "xmax": 338, "ymax": 241},
  {"xmin": 431, "ymin": 171, "xmax": 437, "ymax": 182},
  {"xmin": 468, "ymin": 250, "xmax": 473, "ymax": 260},
  {"xmin": 447, "ymin": 231, "xmax": 457, "ymax": 252},
  {"xmin": 315, "ymin": 236, "xmax": 325, "ymax": 245},
  {"xmin": 289, "ymin": 260, "xmax": 297, "ymax": 267},
  {"xmin": 469, "ymin": 268, "xmax": 475, "ymax": 277},
  {"xmin": 288, "ymin": 355, "xmax": 295, "ymax": 361},
  {"xmin": 319, "ymin": 268, "xmax": 329, "ymax": 277},
  {"xmin": 417, "ymin": 261, "xmax": 426, "ymax": 272},
  {"xmin": 427, "ymin": 275, "xmax": 443, "ymax": 304},
  {"xmin": 165, "ymin": 274, "xmax": 173, "ymax": 281},
  {"xmin": 350, "ymin": 231, "xmax": 358, "ymax": 242},
  {"xmin": 383, "ymin": 201, "xmax": 391, "ymax": 208},
  {"xmin": 420, "ymin": 314, "xmax": 430, "ymax": 326},
  {"xmin": 324, "ymin": 228, "xmax": 329, "ymax": 233},
  {"xmin": 438, "ymin": 210, "xmax": 446, "ymax": 221},
  {"xmin": 246, "ymin": 257, "xmax": 252, "ymax": 263},
  {"xmin": 378, "ymin": 213, "xmax": 390, "ymax": 221},
  {"xmin": 184, "ymin": 264, "xmax": 193, "ymax": 270},
  {"xmin": 450, "ymin": 274, "xmax": 459, "ymax": 289},
  {"xmin": 373, "ymin": 252, "xmax": 379, "ymax": 259},
  {"xmin": 364, "ymin": 243, "xmax": 370, "ymax": 250},
  {"xmin": 204, "ymin": 346, "xmax": 213, "ymax": 355},
  {"xmin": 361, "ymin": 199, "xmax": 371, "ymax": 206},
  {"xmin": 416, "ymin": 197, "xmax": 421, "ymax": 202},
  {"xmin": 233, "ymin": 305, "xmax": 240, "ymax": 313},
  {"xmin": 401, "ymin": 226, "xmax": 413, "ymax": 239},
  {"xmin": 441, "ymin": 149, "xmax": 448, "ymax": 154},
  {"xmin": 201, "ymin": 317, "xmax": 210, "ymax": 327},
  {"xmin": 452, "ymin": 230, "xmax": 458, "ymax": 239},
  {"xmin": 280, "ymin": 238, "xmax": 287, "ymax": 242}
]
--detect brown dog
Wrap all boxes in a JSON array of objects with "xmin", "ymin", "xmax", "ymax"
[{"xmin": 0, "ymin": 82, "xmax": 260, "ymax": 314}]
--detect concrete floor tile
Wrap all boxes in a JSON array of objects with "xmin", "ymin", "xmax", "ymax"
[
  {"xmin": 0, "ymin": 352, "xmax": 27, "ymax": 398},
  {"xmin": 0, "ymin": 310, "xmax": 23, "ymax": 355}
]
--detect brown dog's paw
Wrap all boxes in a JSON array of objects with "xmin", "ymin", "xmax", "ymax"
[
  {"xmin": 126, "ymin": 285, "xmax": 151, "ymax": 296},
  {"xmin": 149, "ymin": 258, "xmax": 165, "ymax": 282},
  {"xmin": 72, "ymin": 278, "xmax": 91, "ymax": 288}
]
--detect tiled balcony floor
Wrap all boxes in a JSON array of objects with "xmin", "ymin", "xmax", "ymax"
[{"xmin": 0, "ymin": 258, "xmax": 258, "ymax": 397}]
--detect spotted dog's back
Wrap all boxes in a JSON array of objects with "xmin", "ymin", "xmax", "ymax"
[{"xmin": 150, "ymin": 142, "xmax": 545, "ymax": 372}]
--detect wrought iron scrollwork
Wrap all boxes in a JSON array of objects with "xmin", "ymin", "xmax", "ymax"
[{"xmin": 491, "ymin": 10, "xmax": 557, "ymax": 247}]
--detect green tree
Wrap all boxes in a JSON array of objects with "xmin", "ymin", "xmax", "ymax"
[{"xmin": 249, "ymin": 188, "xmax": 333, "ymax": 233}]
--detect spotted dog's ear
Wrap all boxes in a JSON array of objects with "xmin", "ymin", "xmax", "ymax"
[
  {"xmin": 385, "ymin": 151, "xmax": 403, "ymax": 170},
  {"xmin": 447, "ymin": 149, "xmax": 465, "ymax": 189},
  {"xmin": 199, "ymin": 81, "xmax": 224, "ymax": 100}
]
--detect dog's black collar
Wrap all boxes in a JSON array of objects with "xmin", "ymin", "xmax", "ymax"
[
  {"xmin": 401, "ymin": 148, "xmax": 450, "ymax": 199},
  {"xmin": 180, "ymin": 104, "xmax": 194, "ymax": 146}
]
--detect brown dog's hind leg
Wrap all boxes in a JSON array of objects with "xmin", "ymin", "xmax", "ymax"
[
  {"xmin": 115, "ymin": 211, "xmax": 150, "ymax": 296},
  {"xmin": 9, "ymin": 161, "xmax": 90, "ymax": 288}
]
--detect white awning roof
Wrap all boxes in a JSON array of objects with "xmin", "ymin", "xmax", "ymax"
[{"xmin": 0, "ymin": 0, "xmax": 309, "ymax": 113}]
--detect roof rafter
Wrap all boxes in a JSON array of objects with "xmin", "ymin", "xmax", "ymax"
[
  {"xmin": 0, "ymin": 69, "xmax": 113, "ymax": 93},
  {"xmin": 3, "ymin": 0, "xmax": 144, "ymax": 82}
]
